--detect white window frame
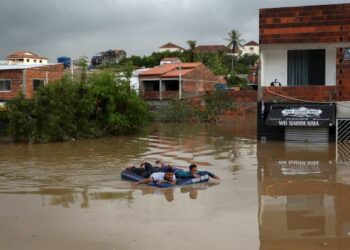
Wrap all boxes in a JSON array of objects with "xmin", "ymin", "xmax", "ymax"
[{"xmin": 0, "ymin": 79, "xmax": 11, "ymax": 92}]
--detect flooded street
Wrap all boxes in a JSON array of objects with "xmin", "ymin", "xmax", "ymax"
[{"xmin": 1, "ymin": 115, "xmax": 350, "ymax": 250}]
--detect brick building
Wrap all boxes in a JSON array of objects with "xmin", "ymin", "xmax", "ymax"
[
  {"xmin": 0, "ymin": 64, "xmax": 64, "ymax": 101},
  {"xmin": 258, "ymin": 3, "xmax": 350, "ymax": 142},
  {"xmin": 195, "ymin": 45, "xmax": 232, "ymax": 54},
  {"xmin": 139, "ymin": 62, "xmax": 219, "ymax": 100}
]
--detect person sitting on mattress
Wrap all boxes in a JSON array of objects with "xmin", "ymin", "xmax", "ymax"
[
  {"xmin": 131, "ymin": 167, "xmax": 176, "ymax": 188},
  {"xmin": 126, "ymin": 159, "xmax": 172, "ymax": 178},
  {"xmin": 176, "ymin": 164, "xmax": 220, "ymax": 180}
]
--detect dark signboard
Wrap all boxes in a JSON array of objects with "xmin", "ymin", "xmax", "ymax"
[{"xmin": 265, "ymin": 103, "xmax": 335, "ymax": 127}]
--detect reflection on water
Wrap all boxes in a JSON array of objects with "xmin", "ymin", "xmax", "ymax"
[
  {"xmin": 257, "ymin": 142, "xmax": 350, "ymax": 250},
  {"xmin": 2, "ymin": 117, "xmax": 350, "ymax": 249}
]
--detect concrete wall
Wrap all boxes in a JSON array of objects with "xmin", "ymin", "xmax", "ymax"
[{"xmin": 261, "ymin": 50, "xmax": 288, "ymax": 86}]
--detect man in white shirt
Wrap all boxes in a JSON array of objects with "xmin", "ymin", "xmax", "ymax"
[{"xmin": 131, "ymin": 168, "xmax": 176, "ymax": 188}]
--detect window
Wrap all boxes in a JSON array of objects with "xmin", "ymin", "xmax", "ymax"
[
  {"xmin": 34, "ymin": 59, "xmax": 37, "ymax": 63},
  {"xmin": 344, "ymin": 48, "xmax": 350, "ymax": 61},
  {"xmin": 287, "ymin": 49, "xmax": 325, "ymax": 86},
  {"xmin": 26, "ymin": 59, "xmax": 30, "ymax": 62},
  {"xmin": 39, "ymin": 60, "xmax": 42, "ymax": 63},
  {"xmin": 33, "ymin": 79, "xmax": 44, "ymax": 91},
  {"xmin": 164, "ymin": 80, "xmax": 179, "ymax": 91},
  {"xmin": 143, "ymin": 81, "xmax": 159, "ymax": 91},
  {"xmin": 0, "ymin": 80, "xmax": 11, "ymax": 91}
]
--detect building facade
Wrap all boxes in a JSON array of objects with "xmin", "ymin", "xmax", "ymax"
[
  {"xmin": 0, "ymin": 64, "xmax": 64, "ymax": 101},
  {"xmin": 240, "ymin": 41, "xmax": 260, "ymax": 56},
  {"xmin": 158, "ymin": 43, "xmax": 185, "ymax": 53},
  {"xmin": 258, "ymin": 3, "xmax": 350, "ymax": 142},
  {"xmin": 139, "ymin": 62, "xmax": 218, "ymax": 100},
  {"xmin": 6, "ymin": 51, "xmax": 48, "ymax": 65}
]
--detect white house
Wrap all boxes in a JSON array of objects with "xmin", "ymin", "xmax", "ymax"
[
  {"xmin": 130, "ymin": 68, "xmax": 150, "ymax": 93},
  {"xmin": 240, "ymin": 41, "xmax": 259, "ymax": 56},
  {"xmin": 6, "ymin": 51, "xmax": 48, "ymax": 65},
  {"xmin": 158, "ymin": 43, "xmax": 185, "ymax": 53}
]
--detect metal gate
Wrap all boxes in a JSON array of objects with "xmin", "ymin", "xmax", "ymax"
[
  {"xmin": 285, "ymin": 127, "xmax": 329, "ymax": 143},
  {"xmin": 336, "ymin": 119, "xmax": 350, "ymax": 163}
]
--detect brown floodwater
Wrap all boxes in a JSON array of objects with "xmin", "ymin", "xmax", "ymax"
[{"xmin": 1, "ymin": 115, "xmax": 350, "ymax": 250}]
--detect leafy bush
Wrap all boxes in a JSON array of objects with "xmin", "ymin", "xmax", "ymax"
[
  {"xmin": 4, "ymin": 71, "xmax": 151, "ymax": 143},
  {"xmin": 157, "ymin": 91, "xmax": 235, "ymax": 123},
  {"xmin": 199, "ymin": 90, "xmax": 235, "ymax": 122},
  {"xmin": 157, "ymin": 99, "xmax": 196, "ymax": 122}
]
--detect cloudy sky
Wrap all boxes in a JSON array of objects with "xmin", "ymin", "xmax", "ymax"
[{"xmin": 0, "ymin": 0, "xmax": 347, "ymax": 62}]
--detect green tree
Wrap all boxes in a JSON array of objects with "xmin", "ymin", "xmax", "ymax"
[
  {"xmin": 187, "ymin": 40, "xmax": 197, "ymax": 62},
  {"xmin": 4, "ymin": 70, "xmax": 150, "ymax": 143},
  {"xmin": 225, "ymin": 30, "xmax": 245, "ymax": 73},
  {"xmin": 78, "ymin": 56, "xmax": 88, "ymax": 83}
]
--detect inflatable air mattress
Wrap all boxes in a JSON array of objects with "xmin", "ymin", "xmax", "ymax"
[{"xmin": 121, "ymin": 169, "xmax": 209, "ymax": 188}]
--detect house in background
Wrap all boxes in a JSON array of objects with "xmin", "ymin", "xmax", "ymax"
[
  {"xmin": 240, "ymin": 41, "xmax": 259, "ymax": 56},
  {"xmin": 195, "ymin": 45, "xmax": 232, "ymax": 54},
  {"xmin": 91, "ymin": 49, "xmax": 126, "ymax": 66},
  {"xmin": 130, "ymin": 68, "xmax": 151, "ymax": 93},
  {"xmin": 160, "ymin": 57, "xmax": 182, "ymax": 65},
  {"xmin": 158, "ymin": 43, "xmax": 185, "ymax": 53},
  {"xmin": 139, "ymin": 62, "xmax": 219, "ymax": 100},
  {"xmin": 0, "ymin": 63, "xmax": 64, "ymax": 101},
  {"xmin": 258, "ymin": 3, "xmax": 350, "ymax": 142},
  {"xmin": 6, "ymin": 51, "xmax": 48, "ymax": 65}
]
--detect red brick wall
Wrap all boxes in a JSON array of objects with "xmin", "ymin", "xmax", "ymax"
[
  {"xmin": 182, "ymin": 64, "xmax": 217, "ymax": 96},
  {"xmin": 229, "ymin": 89, "xmax": 257, "ymax": 102},
  {"xmin": 337, "ymin": 48, "xmax": 350, "ymax": 101},
  {"xmin": 262, "ymin": 86, "xmax": 336, "ymax": 102},
  {"xmin": 25, "ymin": 64, "xmax": 64, "ymax": 98},
  {"xmin": 140, "ymin": 64, "xmax": 218, "ymax": 100},
  {"xmin": 0, "ymin": 70, "xmax": 23, "ymax": 100},
  {"xmin": 260, "ymin": 3, "xmax": 350, "ymax": 44},
  {"xmin": 0, "ymin": 64, "xmax": 64, "ymax": 100}
]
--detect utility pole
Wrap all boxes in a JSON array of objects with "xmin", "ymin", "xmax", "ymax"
[{"xmin": 179, "ymin": 64, "xmax": 182, "ymax": 99}]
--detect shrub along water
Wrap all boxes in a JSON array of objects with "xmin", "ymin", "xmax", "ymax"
[
  {"xmin": 4, "ymin": 71, "xmax": 151, "ymax": 143},
  {"xmin": 157, "ymin": 90, "xmax": 235, "ymax": 123}
]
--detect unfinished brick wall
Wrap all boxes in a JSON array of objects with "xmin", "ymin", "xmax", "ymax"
[
  {"xmin": 182, "ymin": 64, "xmax": 217, "ymax": 96},
  {"xmin": 260, "ymin": 3, "xmax": 350, "ymax": 44},
  {"xmin": 0, "ymin": 70, "xmax": 23, "ymax": 100},
  {"xmin": 229, "ymin": 89, "xmax": 257, "ymax": 102},
  {"xmin": 25, "ymin": 64, "xmax": 64, "ymax": 98},
  {"xmin": 0, "ymin": 64, "xmax": 64, "ymax": 100},
  {"xmin": 337, "ymin": 48, "xmax": 350, "ymax": 101}
]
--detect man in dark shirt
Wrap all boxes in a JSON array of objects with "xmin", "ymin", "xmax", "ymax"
[{"xmin": 176, "ymin": 164, "xmax": 220, "ymax": 180}]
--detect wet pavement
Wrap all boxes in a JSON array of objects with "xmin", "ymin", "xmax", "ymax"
[{"xmin": 1, "ymin": 116, "xmax": 350, "ymax": 250}]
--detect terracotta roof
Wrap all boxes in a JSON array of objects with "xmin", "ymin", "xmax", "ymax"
[
  {"xmin": 195, "ymin": 45, "xmax": 231, "ymax": 54},
  {"xmin": 161, "ymin": 69, "xmax": 194, "ymax": 78},
  {"xmin": 159, "ymin": 42, "xmax": 185, "ymax": 50},
  {"xmin": 244, "ymin": 41, "xmax": 259, "ymax": 46},
  {"xmin": 6, "ymin": 51, "xmax": 48, "ymax": 60},
  {"xmin": 139, "ymin": 63, "xmax": 202, "ymax": 78}
]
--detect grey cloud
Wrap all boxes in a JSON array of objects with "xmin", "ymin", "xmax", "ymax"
[{"xmin": 0, "ymin": 0, "xmax": 347, "ymax": 62}]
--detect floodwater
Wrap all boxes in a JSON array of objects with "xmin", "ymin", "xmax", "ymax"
[{"xmin": 0, "ymin": 115, "xmax": 350, "ymax": 250}]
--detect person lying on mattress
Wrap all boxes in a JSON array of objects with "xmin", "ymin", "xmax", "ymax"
[
  {"xmin": 131, "ymin": 168, "xmax": 176, "ymax": 188},
  {"xmin": 176, "ymin": 164, "xmax": 220, "ymax": 180},
  {"xmin": 126, "ymin": 159, "xmax": 172, "ymax": 178}
]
